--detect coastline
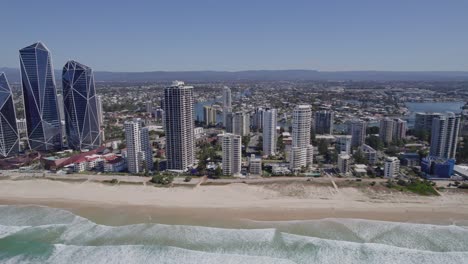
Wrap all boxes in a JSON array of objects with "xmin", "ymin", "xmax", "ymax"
[{"xmin": 1, "ymin": 178, "xmax": 467, "ymax": 227}]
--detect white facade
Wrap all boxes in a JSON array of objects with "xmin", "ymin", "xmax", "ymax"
[
  {"xmin": 290, "ymin": 105, "xmax": 312, "ymax": 171},
  {"xmin": 96, "ymin": 95, "xmax": 103, "ymax": 125},
  {"xmin": 338, "ymin": 152, "xmax": 351, "ymax": 175},
  {"xmin": 125, "ymin": 119, "xmax": 153, "ymax": 174},
  {"xmin": 249, "ymin": 154, "xmax": 262, "ymax": 176},
  {"xmin": 222, "ymin": 86, "xmax": 232, "ymax": 109},
  {"xmin": 220, "ymin": 133, "xmax": 242, "ymax": 176},
  {"xmin": 56, "ymin": 94, "xmax": 65, "ymax": 122},
  {"xmin": 430, "ymin": 112, "xmax": 460, "ymax": 159},
  {"xmin": 164, "ymin": 81, "xmax": 195, "ymax": 170},
  {"xmin": 125, "ymin": 120, "xmax": 142, "ymax": 174},
  {"xmin": 262, "ymin": 108, "xmax": 277, "ymax": 156},
  {"xmin": 203, "ymin": 105, "xmax": 217, "ymax": 126},
  {"xmin": 384, "ymin": 156, "xmax": 400, "ymax": 178}
]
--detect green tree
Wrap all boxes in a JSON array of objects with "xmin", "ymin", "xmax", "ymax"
[
  {"xmin": 353, "ymin": 149, "xmax": 367, "ymax": 164},
  {"xmin": 317, "ymin": 139, "xmax": 328, "ymax": 155},
  {"xmin": 366, "ymin": 135, "xmax": 384, "ymax": 150}
]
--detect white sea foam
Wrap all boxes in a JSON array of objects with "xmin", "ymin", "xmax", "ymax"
[{"xmin": 1, "ymin": 205, "xmax": 468, "ymax": 264}]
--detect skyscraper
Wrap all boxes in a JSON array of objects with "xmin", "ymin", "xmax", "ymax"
[
  {"xmin": 0, "ymin": 73, "xmax": 20, "ymax": 157},
  {"xmin": 62, "ymin": 61, "xmax": 102, "ymax": 150},
  {"xmin": 220, "ymin": 133, "xmax": 242, "ymax": 176},
  {"xmin": 290, "ymin": 105, "xmax": 313, "ymax": 171},
  {"xmin": 379, "ymin": 117, "xmax": 394, "ymax": 144},
  {"xmin": 203, "ymin": 105, "xmax": 217, "ymax": 126},
  {"xmin": 262, "ymin": 108, "xmax": 277, "ymax": 156},
  {"xmin": 430, "ymin": 112, "xmax": 460, "ymax": 160},
  {"xmin": 56, "ymin": 94, "xmax": 65, "ymax": 122},
  {"xmin": 164, "ymin": 81, "xmax": 195, "ymax": 170},
  {"xmin": 20, "ymin": 42, "xmax": 62, "ymax": 151},
  {"xmin": 140, "ymin": 127, "xmax": 154, "ymax": 172},
  {"xmin": 348, "ymin": 120, "xmax": 367, "ymax": 147},
  {"xmin": 233, "ymin": 112, "xmax": 250, "ymax": 136},
  {"xmin": 124, "ymin": 118, "xmax": 153, "ymax": 174},
  {"xmin": 393, "ymin": 118, "xmax": 407, "ymax": 141},
  {"xmin": 96, "ymin": 95, "xmax": 104, "ymax": 125},
  {"xmin": 222, "ymin": 86, "xmax": 232, "ymax": 109},
  {"xmin": 314, "ymin": 110, "xmax": 334, "ymax": 135},
  {"xmin": 222, "ymin": 86, "xmax": 232, "ymax": 127},
  {"xmin": 252, "ymin": 107, "xmax": 264, "ymax": 132},
  {"xmin": 415, "ymin": 112, "xmax": 442, "ymax": 134}
]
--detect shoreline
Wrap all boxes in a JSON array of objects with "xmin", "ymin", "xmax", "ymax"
[{"xmin": 1, "ymin": 178, "xmax": 467, "ymax": 227}]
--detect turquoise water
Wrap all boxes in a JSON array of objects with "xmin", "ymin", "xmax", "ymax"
[{"xmin": 1, "ymin": 205, "xmax": 468, "ymax": 264}]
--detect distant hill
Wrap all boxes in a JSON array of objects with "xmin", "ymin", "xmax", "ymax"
[{"xmin": 1, "ymin": 67, "xmax": 468, "ymax": 83}]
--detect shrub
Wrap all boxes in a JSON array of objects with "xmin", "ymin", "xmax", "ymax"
[
  {"xmin": 184, "ymin": 176, "xmax": 192, "ymax": 182},
  {"xmin": 458, "ymin": 183, "xmax": 468, "ymax": 189},
  {"xmin": 151, "ymin": 173, "xmax": 174, "ymax": 185},
  {"xmin": 110, "ymin": 179, "xmax": 118, "ymax": 184}
]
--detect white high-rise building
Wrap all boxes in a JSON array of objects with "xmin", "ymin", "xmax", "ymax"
[
  {"xmin": 222, "ymin": 86, "xmax": 232, "ymax": 109},
  {"xmin": 430, "ymin": 112, "xmax": 460, "ymax": 159},
  {"xmin": 220, "ymin": 133, "xmax": 242, "ymax": 176},
  {"xmin": 290, "ymin": 105, "xmax": 313, "ymax": 171},
  {"xmin": 262, "ymin": 108, "xmax": 277, "ymax": 156},
  {"xmin": 338, "ymin": 152, "xmax": 351, "ymax": 176},
  {"xmin": 222, "ymin": 86, "xmax": 232, "ymax": 127},
  {"xmin": 56, "ymin": 94, "xmax": 65, "ymax": 122},
  {"xmin": 384, "ymin": 157, "xmax": 400, "ymax": 178},
  {"xmin": 233, "ymin": 112, "xmax": 250, "ymax": 136},
  {"xmin": 125, "ymin": 120, "xmax": 142, "ymax": 174},
  {"xmin": 164, "ymin": 81, "xmax": 195, "ymax": 170},
  {"xmin": 348, "ymin": 120, "xmax": 367, "ymax": 147},
  {"xmin": 335, "ymin": 135, "xmax": 352, "ymax": 155},
  {"xmin": 124, "ymin": 118, "xmax": 153, "ymax": 174},
  {"xmin": 379, "ymin": 117, "xmax": 394, "ymax": 144},
  {"xmin": 96, "ymin": 95, "xmax": 103, "ymax": 125},
  {"xmin": 203, "ymin": 105, "xmax": 217, "ymax": 126}
]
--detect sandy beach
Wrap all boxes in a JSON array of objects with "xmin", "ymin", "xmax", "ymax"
[{"xmin": 0, "ymin": 178, "xmax": 467, "ymax": 226}]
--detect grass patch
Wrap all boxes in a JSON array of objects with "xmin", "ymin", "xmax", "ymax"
[{"xmin": 384, "ymin": 178, "xmax": 439, "ymax": 196}]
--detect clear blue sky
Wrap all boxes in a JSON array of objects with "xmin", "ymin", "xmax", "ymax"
[{"xmin": 2, "ymin": 0, "xmax": 468, "ymax": 72}]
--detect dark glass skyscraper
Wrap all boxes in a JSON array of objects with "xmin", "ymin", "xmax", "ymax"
[
  {"xmin": 62, "ymin": 61, "xmax": 102, "ymax": 150},
  {"xmin": 0, "ymin": 73, "xmax": 20, "ymax": 157},
  {"xmin": 19, "ymin": 42, "xmax": 62, "ymax": 151}
]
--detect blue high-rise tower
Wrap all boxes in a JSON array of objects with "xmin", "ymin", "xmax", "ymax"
[
  {"xmin": 62, "ymin": 61, "xmax": 102, "ymax": 150},
  {"xmin": 0, "ymin": 73, "xmax": 20, "ymax": 157},
  {"xmin": 19, "ymin": 42, "xmax": 62, "ymax": 151}
]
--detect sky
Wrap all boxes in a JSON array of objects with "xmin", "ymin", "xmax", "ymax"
[{"xmin": 2, "ymin": 0, "xmax": 468, "ymax": 72}]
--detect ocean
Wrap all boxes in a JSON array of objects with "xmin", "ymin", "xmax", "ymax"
[{"xmin": 0, "ymin": 205, "xmax": 467, "ymax": 264}]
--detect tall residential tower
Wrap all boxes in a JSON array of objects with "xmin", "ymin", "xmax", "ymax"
[
  {"xmin": 262, "ymin": 108, "xmax": 277, "ymax": 156},
  {"xmin": 164, "ymin": 81, "xmax": 195, "ymax": 170}
]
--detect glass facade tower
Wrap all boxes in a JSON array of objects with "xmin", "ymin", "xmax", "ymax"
[
  {"xmin": 19, "ymin": 42, "xmax": 62, "ymax": 151},
  {"xmin": 0, "ymin": 73, "xmax": 20, "ymax": 157},
  {"xmin": 62, "ymin": 61, "xmax": 102, "ymax": 150}
]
